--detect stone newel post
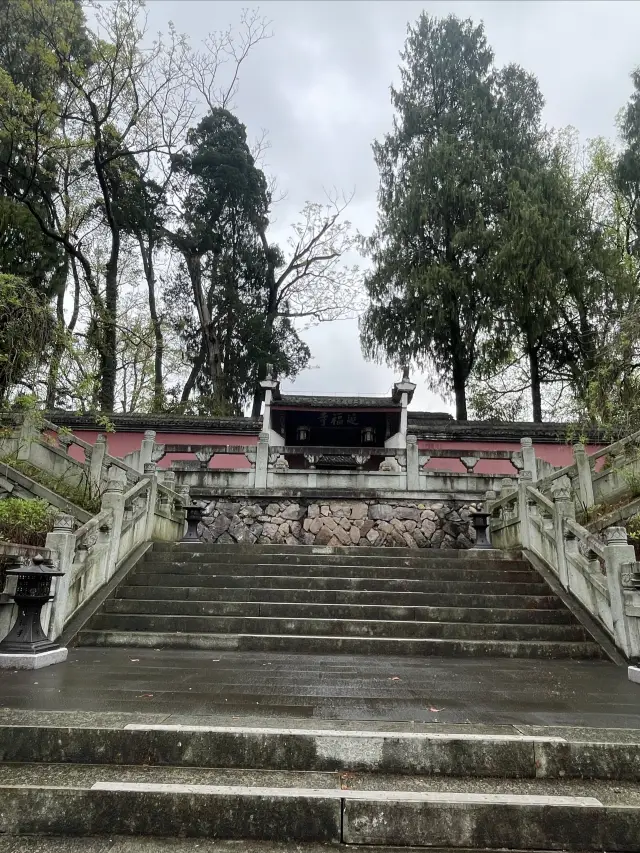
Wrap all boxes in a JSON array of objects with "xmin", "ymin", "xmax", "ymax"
[
  {"xmin": 551, "ymin": 484, "xmax": 575, "ymax": 589},
  {"xmin": 45, "ymin": 514, "xmax": 76, "ymax": 640},
  {"xmin": 604, "ymin": 527, "xmax": 637, "ymax": 658},
  {"xmin": 406, "ymin": 435, "xmax": 420, "ymax": 491},
  {"xmin": 255, "ymin": 432, "xmax": 270, "ymax": 489},
  {"xmin": 520, "ymin": 437, "xmax": 537, "ymax": 482},
  {"xmin": 139, "ymin": 430, "xmax": 157, "ymax": 473},
  {"xmin": 573, "ymin": 443, "xmax": 595, "ymax": 510},
  {"xmin": 100, "ymin": 467, "xmax": 127, "ymax": 576},
  {"xmin": 89, "ymin": 433, "xmax": 107, "ymax": 492}
]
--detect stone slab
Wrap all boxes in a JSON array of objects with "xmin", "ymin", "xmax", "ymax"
[
  {"xmin": 628, "ymin": 665, "xmax": 640, "ymax": 684},
  {"xmin": 0, "ymin": 647, "xmax": 68, "ymax": 670},
  {"xmin": 91, "ymin": 781, "xmax": 602, "ymax": 807},
  {"xmin": 2, "ymin": 647, "xmax": 640, "ymax": 728}
]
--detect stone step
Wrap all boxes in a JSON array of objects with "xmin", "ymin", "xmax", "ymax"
[
  {"xmin": 140, "ymin": 562, "xmax": 539, "ymax": 582},
  {"xmin": 115, "ymin": 585, "xmax": 567, "ymax": 609},
  {"xmin": 1, "ymin": 721, "xmax": 639, "ymax": 779},
  {"xmin": 104, "ymin": 598, "xmax": 577, "ymax": 624},
  {"xmin": 0, "ymin": 762, "xmax": 635, "ymax": 847},
  {"xmin": 148, "ymin": 550, "xmax": 527, "ymax": 568},
  {"xmin": 87, "ymin": 613, "xmax": 590, "ymax": 642},
  {"xmin": 126, "ymin": 573, "xmax": 551, "ymax": 595},
  {"xmin": 77, "ymin": 629, "xmax": 605, "ymax": 658},
  {"xmin": 154, "ymin": 542, "xmax": 517, "ymax": 560}
]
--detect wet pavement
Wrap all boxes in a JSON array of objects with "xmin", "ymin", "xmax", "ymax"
[{"xmin": 0, "ymin": 648, "xmax": 639, "ymax": 727}]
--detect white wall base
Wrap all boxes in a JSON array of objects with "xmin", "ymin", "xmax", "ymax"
[
  {"xmin": 628, "ymin": 665, "xmax": 640, "ymax": 684},
  {"xmin": 0, "ymin": 647, "xmax": 68, "ymax": 670}
]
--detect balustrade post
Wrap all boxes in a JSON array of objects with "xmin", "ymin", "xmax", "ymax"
[
  {"xmin": 255, "ymin": 432, "xmax": 269, "ymax": 489},
  {"xmin": 484, "ymin": 489, "xmax": 496, "ymax": 514},
  {"xmin": 552, "ymin": 484, "xmax": 575, "ymax": 589},
  {"xmin": 139, "ymin": 430, "xmax": 157, "ymax": 474},
  {"xmin": 406, "ymin": 435, "xmax": 419, "ymax": 491},
  {"xmin": 520, "ymin": 437, "xmax": 537, "ymax": 482},
  {"xmin": 100, "ymin": 467, "xmax": 127, "ymax": 580},
  {"xmin": 143, "ymin": 462, "xmax": 158, "ymax": 541},
  {"xmin": 162, "ymin": 469, "xmax": 177, "ymax": 491},
  {"xmin": 604, "ymin": 527, "xmax": 636, "ymax": 658},
  {"xmin": 518, "ymin": 471, "xmax": 533, "ymax": 551},
  {"xmin": 16, "ymin": 412, "xmax": 38, "ymax": 461},
  {"xmin": 573, "ymin": 443, "xmax": 595, "ymax": 510},
  {"xmin": 89, "ymin": 434, "xmax": 107, "ymax": 492},
  {"xmin": 44, "ymin": 514, "xmax": 76, "ymax": 640}
]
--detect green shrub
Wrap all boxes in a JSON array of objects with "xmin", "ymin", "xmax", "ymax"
[
  {"xmin": 0, "ymin": 457, "xmax": 101, "ymax": 514},
  {"xmin": 0, "ymin": 498, "xmax": 57, "ymax": 547},
  {"xmin": 626, "ymin": 514, "xmax": 640, "ymax": 560}
]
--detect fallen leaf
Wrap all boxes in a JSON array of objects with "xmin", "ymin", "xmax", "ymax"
[
  {"xmin": 428, "ymin": 707, "xmax": 442, "ymax": 712},
  {"xmin": 130, "ymin": 659, "xmax": 140, "ymax": 662},
  {"xmin": 390, "ymin": 676, "xmax": 401, "ymax": 681}
]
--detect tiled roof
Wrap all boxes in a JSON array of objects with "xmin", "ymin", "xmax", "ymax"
[
  {"xmin": 273, "ymin": 395, "xmax": 400, "ymax": 409},
  {"xmin": 44, "ymin": 412, "xmax": 262, "ymax": 435},
  {"xmin": 408, "ymin": 415, "xmax": 608, "ymax": 443}
]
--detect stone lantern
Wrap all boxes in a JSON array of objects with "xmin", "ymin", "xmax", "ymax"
[
  {"xmin": 470, "ymin": 511, "xmax": 492, "ymax": 549},
  {"xmin": 182, "ymin": 504, "xmax": 203, "ymax": 542},
  {"xmin": 0, "ymin": 553, "xmax": 68, "ymax": 669}
]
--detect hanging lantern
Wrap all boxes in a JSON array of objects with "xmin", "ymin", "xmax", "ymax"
[
  {"xmin": 361, "ymin": 426, "xmax": 375, "ymax": 444},
  {"xmin": 296, "ymin": 425, "xmax": 310, "ymax": 443}
]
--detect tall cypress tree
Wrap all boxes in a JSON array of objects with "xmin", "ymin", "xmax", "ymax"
[{"xmin": 361, "ymin": 13, "xmax": 544, "ymax": 420}]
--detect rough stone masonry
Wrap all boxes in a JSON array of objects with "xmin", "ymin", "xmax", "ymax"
[{"xmin": 199, "ymin": 498, "xmax": 481, "ymax": 549}]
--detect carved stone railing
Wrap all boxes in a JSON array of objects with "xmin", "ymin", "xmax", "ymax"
[
  {"xmin": 535, "ymin": 427, "xmax": 640, "ymax": 511},
  {"xmin": 490, "ymin": 474, "xmax": 640, "ymax": 658},
  {"xmin": 152, "ymin": 443, "xmax": 257, "ymax": 470}
]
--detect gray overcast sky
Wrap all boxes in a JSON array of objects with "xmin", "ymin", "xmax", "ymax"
[{"xmin": 146, "ymin": 0, "xmax": 640, "ymax": 412}]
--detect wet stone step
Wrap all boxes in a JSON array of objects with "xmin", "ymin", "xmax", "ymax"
[
  {"xmin": 88, "ymin": 613, "xmax": 589, "ymax": 642},
  {"xmin": 104, "ymin": 598, "xmax": 576, "ymax": 625},
  {"xmin": 115, "ymin": 586, "xmax": 566, "ymax": 609},
  {"xmin": 140, "ymin": 562, "xmax": 540, "ymax": 582},
  {"xmin": 77, "ymin": 630, "xmax": 605, "ymax": 659},
  {"xmin": 1, "ymin": 722, "xmax": 639, "ymax": 779},
  {"xmin": 126, "ymin": 574, "xmax": 551, "ymax": 595}
]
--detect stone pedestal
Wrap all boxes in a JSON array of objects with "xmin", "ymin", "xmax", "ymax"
[
  {"xmin": 629, "ymin": 666, "xmax": 640, "ymax": 685},
  {"xmin": 0, "ymin": 647, "xmax": 68, "ymax": 669}
]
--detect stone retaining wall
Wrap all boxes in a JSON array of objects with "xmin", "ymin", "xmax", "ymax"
[{"xmin": 199, "ymin": 497, "xmax": 482, "ymax": 548}]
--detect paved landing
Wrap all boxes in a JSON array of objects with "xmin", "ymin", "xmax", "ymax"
[{"xmin": 0, "ymin": 648, "xmax": 638, "ymax": 727}]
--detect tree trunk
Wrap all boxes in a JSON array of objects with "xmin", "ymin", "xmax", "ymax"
[
  {"xmin": 138, "ymin": 234, "xmax": 164, "ymax": 412},
  {"xmin": 180, "ymin": 338, "xmax": 206, "ymax": 404},
  {"xmin": 251, "ymin": 227, "xmax": 279, "ymax": 418},
  {"xmin": 99, "ymin": 245, "xmax": 119, "ymax": 413},
  {"xmin": 250, "ymin": 384, "xmax": 263, "ymax": 419},
  {"xmin": 185, "ymin": 251, "xmax": 225, "ymax": 410},
  {"xmin": 528, "ymin": 346, "xmax": 542, "ymax": 423},
  {"xmin": 45, "ymin": 294, "xmax": 66, "ymax": 411},
  {"xmin": 452, "ymin": 359, "xmax": 468, "ymax": 421},
  {"xmin": 454, "ymin": 381, "xmax": 467, "ymax": 421}
]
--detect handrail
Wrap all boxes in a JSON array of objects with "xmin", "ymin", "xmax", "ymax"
[
  {"xmin": 489, "ymin": 489, "xmax": 518, "ymax": 512},
  {"xmin": 42, "ymin": 417, "xmax": 141, "ymax": 482},
  {"xmin": 564, "ymin": 518, "xmax": 606, "ymax": 559},
  {"xmin": 122, "ymin": 477, "xmax": 150, "ymax": 503},
  {"xmin": 74, "ymin": 508, "xmax": 111, "ymax": 542},
  {"xmin": 525, "ymin": 485, "xmax": 554, "ymax": 514},
  {"xmin": 590, "ymin": 427, "xmax": 640, "ymax": 462}
]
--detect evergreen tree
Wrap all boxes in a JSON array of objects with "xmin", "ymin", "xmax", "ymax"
[{"xmin": 361, "ymin": 13, "xmax": 544, "ymax": 420}]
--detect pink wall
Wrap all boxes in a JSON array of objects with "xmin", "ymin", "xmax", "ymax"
[
  {"xmin": 59, "ymin": 429, "xmax": 257, "ymax": 469},
  {"xmin": 55, "ymin": 428, "xmax": 605, "ymax": 476},
  {"xmin": 418, "ymin": 440, "xmax": 604, "ymax": 475}
]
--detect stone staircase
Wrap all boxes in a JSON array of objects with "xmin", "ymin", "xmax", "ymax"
[
  {"xmin": 77, "ymin": 543, "xmax": 605, "ymax": 659},
  {"xmin": 0, "ymin": 714, "xmax": 639, "ymax": 849}
]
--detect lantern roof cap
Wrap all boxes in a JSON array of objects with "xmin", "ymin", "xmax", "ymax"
[{"xmin": 5, "ymin": 554, "xmax": 64, "ymax": 578}]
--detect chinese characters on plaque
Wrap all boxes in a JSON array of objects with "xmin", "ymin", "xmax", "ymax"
[{"xmin": 318, "ymin": 412, "xmax": 359, "ymax": 427}]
